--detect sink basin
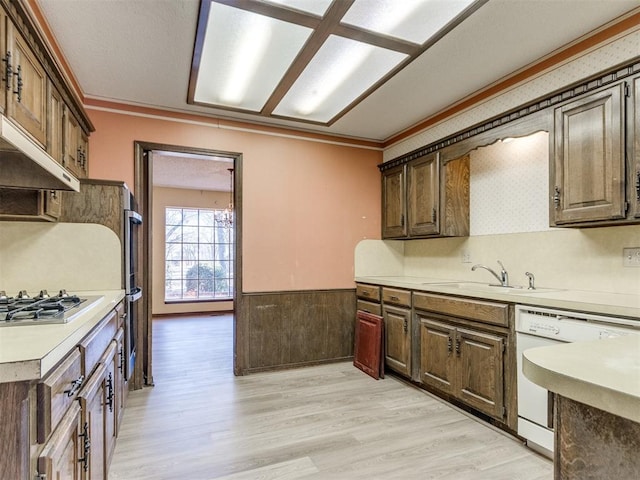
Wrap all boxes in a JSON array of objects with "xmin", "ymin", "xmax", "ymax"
[{"xmin": 422, "ymin": 282, "xmax": 560, "ymax": 295}]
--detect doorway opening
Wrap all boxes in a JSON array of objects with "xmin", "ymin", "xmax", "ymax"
[{"xmin": 134, "ymin": 142, "xmax": 243, "ymax": 385}]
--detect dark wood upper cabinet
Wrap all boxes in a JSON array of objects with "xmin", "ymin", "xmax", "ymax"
[
  {"xmin": 551, "ymin": 74, "xmax": 640, "ymax": 227},
  {"xmin": 381, "ymin": 153, "xmax": 469, "ymax": 240},
  {"xmin": 381, "ymin": 164, "xmax": 407, "ymax": 238},
  {"xmin": 407, "ymin": 153, "xmax": 439, "ymax": 236},
  {"xmin": 552, "ymin": 83, "xmax": 626, "ymax": 225}
]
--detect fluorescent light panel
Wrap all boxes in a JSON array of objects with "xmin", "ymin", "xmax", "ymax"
[
  {"xmin": 273, "ymin": 35, "xmax": 407, "ymax": 122},
  {"xmin": 192, "ymin": 0, "xmax": 479, "ymax": 124},
  {"xmin": 341, "ymin": 0, "xmax": 477, "ymax": 44},
  {"xmin": 194, "ymin": 2, "xmax": 312, "ymax": 111},
  {"xmin": 264, "ymin": 0, "xmax": 333, "ymax": 16}
]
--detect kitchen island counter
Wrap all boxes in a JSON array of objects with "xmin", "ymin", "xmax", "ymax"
[
  {"xmin": 355, "ymin": 275, "xmax": 640, "ymax": 319},
  {"xmin": 523, "ymin": 335, "xmax": 640, "ymax": 479},
  {"xmin": 0, "ymin": 289, "xmax": 125, "ymax": 383},
  {"xmin": 523, "ymin": 335, "xmax": 640, "ymax": 423}
]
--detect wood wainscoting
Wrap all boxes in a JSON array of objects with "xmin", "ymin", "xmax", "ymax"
[{"xmin": 239, "ymin": 289, "xmax": 356, "ymax": 373}]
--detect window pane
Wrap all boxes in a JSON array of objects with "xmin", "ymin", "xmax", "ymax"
[
  {"xmin": 182, "ymin": 244, "xmax": 198, "ymax": 262},
  {"xmin": 166, "ymin": 243, "xmax": 182, "ymax": 261},
  {"xmin": 200, "ymin": 210, "xmax": 214, "ymax": 226},
  {"xmin": 165, "ymin": 260, "xmax": 182, "ymax": 279},
  {"xmin": 183, "ymin": 226, "xmax": 199, "ymax": 243},
  {"xmin": 199, "ymin": 227, "xmax": 214, "ymax": 243},
  {"xmin": 183, "ymin": 209, "xmax": 199, "ymax": 226},
  {"xmin": 199, "ymin": 243, "xmax": 214, "ymax": 260},
  {"xmin": 166, "ymin": 208, "xmax": 182, "ymax": 225},
  {"xmin": 166, "ymin": 225, "xmax": 182, "ymax": 243}
]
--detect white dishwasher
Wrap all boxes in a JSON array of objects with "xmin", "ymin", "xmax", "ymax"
[{"xmin": 515, "ymin": 305, "xmax": 640, "ymax": 457}]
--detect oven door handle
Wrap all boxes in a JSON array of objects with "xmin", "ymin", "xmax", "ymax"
[
  {"xmin": 126, "ymin": 287, "xmax": 142, "ymax": 302},
  {"xmin": 127, "ymin": 210, "xmax": 143, "ymax": 224}
]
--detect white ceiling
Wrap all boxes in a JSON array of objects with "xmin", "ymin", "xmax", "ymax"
[
  {"xmin": 36, "ymin": 0, "xmax": 640, "ymax": 143},
  {"xmin": 152, "ymin": 151, "xmax": 233, "ymax": 191}
]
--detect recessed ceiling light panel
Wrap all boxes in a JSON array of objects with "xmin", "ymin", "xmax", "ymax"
[
  {"xmin": 273, "ymin": 35, "xmax": 407, "ymax": 122},
  {"xmin": 341, "ymin": 0, "xmax": 477, "ymax": 44},
  {"xmin": 194, "ymin": 2, "xmax": 312, "ymax": 111},
  {"xmin": 264, "ymin": 0, "xmax": 333, "ymax": 16}
]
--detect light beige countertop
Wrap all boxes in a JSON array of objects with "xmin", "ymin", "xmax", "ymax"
[
  {"xmin": 0, "ymin": 290, "xmax": 125, "ymax": 383},
  {"xmin": 523, "ymin": 335, "xmax": 640, "ymax": 423},
  {"xmin": 355, "ymin": 275, "xmax": 640, "ymax": 319}
]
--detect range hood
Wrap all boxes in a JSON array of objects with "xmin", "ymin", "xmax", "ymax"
[{"xmin": 0, "ymin": 115, "xmax": 80, "ymax": 191}]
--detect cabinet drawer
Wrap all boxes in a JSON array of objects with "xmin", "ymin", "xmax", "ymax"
[
  {"xmin": 37, "ymin": 347, "xmax": 83, "ymax": 443},
  {"xmin": 357, "ymin": 299, "xmax": 382, "ymax": 316},
  {"xmin": 413, "ymin": 292, "xmax": 509, "ymax": 327},
  {"xmin": 79, "ymin": 308, "xmax": 117, "ymax": 377},
  {"xmin": 382, "ymin": 287, "xmax": 411, "ymax": 307},
  {"xmin": 356, "ymin": 284, "xmax": 381, "ymax": 302}
]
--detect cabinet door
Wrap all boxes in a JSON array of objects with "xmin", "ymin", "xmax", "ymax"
[
  {"xmin": 64, "ymin": 107, "xmax": 82, "ymax": 178},
  {"xmin": 407, "ymin": 153, "xmax": 439, "ymax": 236},
  {"xmin": 552, "ymin": 84, "xmax": 626, "ymax": 224},
  {"xmin": 48, "ymin": 81, "xmax": 65, "ymax": 164},
  {"xmin": 114, "ymin": 328, "xmax": 128, "ymax": 435},
  {"xmin": 353, "ymin": 311, "xmax": 383, "ymax": 380},
  {"xmin": 103, "ymin": 342, "xmax": 118, "ymax": 470},
  {"xmin": 419, "ymin": 318, "xmax": 455, "ymax": 395},
  {"xmin": 78, "ymin": 363, "xmax": 107, "ymax": 480},
  {"xmin": 381, "ymin": 165, "xmax": 407, "ymax": 238},
  {"xmin": 383, "ymin": 305, "xmax": 411, "ymax": 377},
  {"xmin": 456, "ymin": 327, "xmax": 504, "ymax": 419},
  {"xmin": 6, "ymin": 23, "xmax": 48, "ymax": 146},
  {"xmin": 37, "ymin": 402, "xmax": 82, "ymax": 480}
]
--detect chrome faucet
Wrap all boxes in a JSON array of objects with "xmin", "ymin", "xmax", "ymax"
[
  {"xmin": 525, "ymin": 271, "xmax": 535, "ymax": 290},
  {"xmin": 471, "ymin": 260, "xmax": 509, "ymax": 286}
]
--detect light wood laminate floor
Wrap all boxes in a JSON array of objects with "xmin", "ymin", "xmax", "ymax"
[{"xmin": 109, "ymin": 314, "xmax": 552, "ymax": 480}]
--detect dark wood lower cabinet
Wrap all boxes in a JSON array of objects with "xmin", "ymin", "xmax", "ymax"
[
  {"xmin": 37, "ymin": 402, "xmax": 82, "ymax": 480},
  {"xmin": 419, "ymin": 315, "xmax": 506, "ymax": 422},
  {"xmin": 78, "ymin": 363, "xmax": 107, "ymax": 480},
  {"xmin": 383, "ymin": 305, "xmax": 412, "ymax": 377}
]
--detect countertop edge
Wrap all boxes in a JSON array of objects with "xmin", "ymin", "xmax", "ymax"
[
  {"xmin": 522, "ymin": 337, "xmax": 640, "ymax": 424},
  {"xmin": 354, "ymin": 276, "xmax": 640, "ymax": 319}
]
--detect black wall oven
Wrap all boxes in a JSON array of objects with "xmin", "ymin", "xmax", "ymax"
[{"xmin": 124, "ymin": 192, "xmax": 142, "ymax": 381}]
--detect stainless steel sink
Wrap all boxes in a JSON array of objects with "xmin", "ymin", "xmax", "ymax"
[{"xmin": 421, "ymin": 282, "xmax": 560, "ymax": 295}]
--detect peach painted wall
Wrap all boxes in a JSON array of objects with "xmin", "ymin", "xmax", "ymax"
[{"xmin": 86, "ymin": 108, "xmax": 382, "ymax": 292}]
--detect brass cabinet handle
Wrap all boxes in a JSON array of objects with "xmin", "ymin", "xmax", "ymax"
[{"xmin": 403, "ymin": 318, "xmax": 408, "ymax": 333}]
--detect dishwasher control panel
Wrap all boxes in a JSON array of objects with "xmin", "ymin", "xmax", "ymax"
[{"xmin": 516, "ymin": 306, "xmax": 640, "ymax": 342}]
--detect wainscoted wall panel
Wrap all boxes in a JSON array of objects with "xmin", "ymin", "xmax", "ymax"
[{"xmin": 242, "ymin": 289, "xmax": 356, "ymax": 371}]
